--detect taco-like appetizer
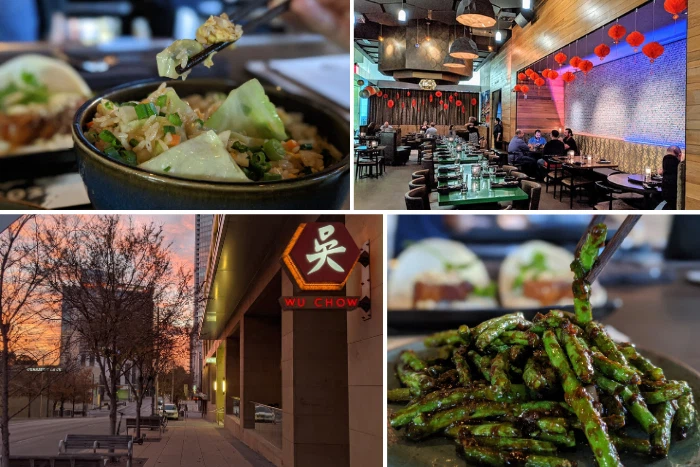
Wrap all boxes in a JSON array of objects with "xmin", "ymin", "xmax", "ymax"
[
  {"xmin": 388, "ymin": 238, "xmax": 497, "ymax": 310},
  {"xmin": 498, "ymin": 240, "xmax": 607, "ymax": 309},
  {"xmin": 0, "ymin": 55, "xmax": 91, "ymax": 156}
]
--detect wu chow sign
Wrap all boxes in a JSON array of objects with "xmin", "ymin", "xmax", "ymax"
[
  {"xmin": 279, "ymin": 296, "xmax": 361, "ymax": 310},
  {"xmin": 281, "ymin": 223, "xmax": 362, "ymax": 291}
]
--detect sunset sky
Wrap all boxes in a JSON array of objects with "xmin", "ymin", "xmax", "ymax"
[{"xmin": 3, "ymin": 215, "xmax": 196, "ymax": 368}]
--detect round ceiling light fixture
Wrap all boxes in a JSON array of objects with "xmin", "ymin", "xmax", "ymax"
[
  {"xmin": 456, "ymin": 0, "xmax": 497, "ymax": 29},
  {"xmin": 449, "ymin": 36, "xmax": 479, "ymax": 60},
  {"xmin": 443, "ymin": 54, "xmax": 465, "ymax": 68}
]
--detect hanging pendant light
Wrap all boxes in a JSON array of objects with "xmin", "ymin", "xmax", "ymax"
[
  {"xmin": 444, "ymin": 25, "xmax": 466, "ymax": 67},
  {"xmin": 456, "ymin": 0, "xmax": 497, "ymax": 29},
  {"xmin": 398, "ymin": 0, "xmax": 407, "ymax": 22},
  {"xmin": 450, "ymin": 27, "xmax": 479, "ymax": 59}
]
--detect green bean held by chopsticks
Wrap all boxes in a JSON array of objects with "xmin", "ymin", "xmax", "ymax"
[{"xmin": 570, "ymin": 222, "xmax": 607, "ymax": 324}]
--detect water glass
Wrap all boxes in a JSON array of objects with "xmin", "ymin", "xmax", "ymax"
[{"xmin": 471, "ymin": 164, "xmax": 481, "ymax": 179}]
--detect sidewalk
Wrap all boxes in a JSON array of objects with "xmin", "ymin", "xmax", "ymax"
[{"xmin": 134, "ymin": 415, "xmax": 273, "ymax": 467}]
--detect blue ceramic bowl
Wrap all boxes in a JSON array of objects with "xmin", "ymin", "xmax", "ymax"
[{"xmin": 72, "ymin": 79, "xmax": 349, "ymax": 210}]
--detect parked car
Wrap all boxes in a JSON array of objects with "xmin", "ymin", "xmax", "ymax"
[
  {"xmin": 254, "ymin": 406, "xmax": 276, "ymax": 423},
  {"xmin": 161, "ymin": 403, "xmax": 178, "ymax": 420}
]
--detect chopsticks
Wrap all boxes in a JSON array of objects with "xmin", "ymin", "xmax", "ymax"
[
  {"xmin": 175, "ymin": 0, "xmax": 291, "ymax": 75},
  {"xmin": 576, "ymin": 215, "xmax": 642, "ymax": 285}
]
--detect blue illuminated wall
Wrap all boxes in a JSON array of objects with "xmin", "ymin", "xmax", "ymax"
[{"xmin": 565, "ymin": 39, "xmax": 686, "ymax": 148}]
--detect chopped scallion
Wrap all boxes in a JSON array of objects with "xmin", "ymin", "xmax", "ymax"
[
  {"xmin": 195, "ymin": 118, "xmax": 205, "ymax": 127},
  {"xmin": 134, "ymin": 103, "xmax": 157, "ymax": 119},
  {"xmin": 129, "ymin": 138, "xmax": 139, "ymax": 147},
  {"xmin": 164, "ymin": 166, "xmax": 172, "ymax": 173},
  {"xmin": 98, "ymin": 130, "xmax": 119, "ymax": 145},
  {"xmin": 104, "ymin": 101, "xmax": 114, "ymax": 110},
  {"xmin": 104, "ymin": 147, "xmax": 120, "ymax": 159},
  {"xmin": 168, "ymin": 113, "xmax": 182, "ymax": 126},
  {"xmin": 163, "ymin": 125, "xmax": 176, "ymax": 135},
  {"xmin": 263, "ymin": 172, "xmax": 282, "ymax": 181},
  {"xmin": 231, "ymin": 141, "xmax": 249, "ymax": 153},
  {"xmin": 156, "ymin": 95, "xmax": 168, "ymax": 108},
  {"xmin": 121, "ymin": 150, "xmax": 137, "ymax": 165}
]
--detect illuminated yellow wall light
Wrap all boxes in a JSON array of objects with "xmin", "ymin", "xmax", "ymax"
[
  {"xmin": 222, "ymin": 379, "xmax": 226, "ymax": 394},
  {"xmin": 213, "ymin": 380, "xmax": 217, "ymax": 391}
]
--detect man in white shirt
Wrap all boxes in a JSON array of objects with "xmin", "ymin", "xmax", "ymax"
[
  {"xmin": 425, "ymin": 123, "xmax": 438, "ymax": 136},
  {"xmin": 380, "ymin": 121, "xmax": 393, "ymax": 131}
]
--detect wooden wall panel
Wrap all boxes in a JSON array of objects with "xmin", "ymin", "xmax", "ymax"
[{"xmin": 688, "ymin": 1, "xmax": 700, "ymax": 208}]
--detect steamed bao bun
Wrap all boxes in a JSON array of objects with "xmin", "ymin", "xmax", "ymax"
[
  {"xmin": 498, "ymin": 240, "xmax": 607, "ymax": 309},
  {"xmin": 388, "ymin": 238, "xmax": 496, "ymax": 310}
]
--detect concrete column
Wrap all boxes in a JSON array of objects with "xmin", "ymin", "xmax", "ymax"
[
  {"xmin": 281, "ymin": 273, "xmax": 350, "ymax": 467},
  {"xmin": 240, "ymin": 315, "xmax": 282, "ymax": 429},
  {"xmin": 215, "ymin": 341, "xmax": 226, "ymax": 410}
]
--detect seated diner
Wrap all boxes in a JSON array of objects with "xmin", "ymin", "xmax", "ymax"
[{"xmin": 353, "ymin": 0, "xmax": 690, "ymax": 210}]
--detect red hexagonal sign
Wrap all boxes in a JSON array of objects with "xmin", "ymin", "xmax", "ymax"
[{"xmin": 282, "ymin": 223, "xmax": 361, "ymax": 291}]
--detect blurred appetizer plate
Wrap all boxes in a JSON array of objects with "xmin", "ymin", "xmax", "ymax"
[
  {"xmin": 387, "ymin": 341, "xmax": 700, "ymax": 467},
  {"xmin": 387, "ymin": 300, "xmax": 621, "ymax": 334}
]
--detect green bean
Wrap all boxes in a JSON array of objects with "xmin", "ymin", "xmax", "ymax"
[
  {"xmin": 542, "ymin": 330, "xmax": 620, "ymax": 467},
  {"xmin": 476, "ymin": 314, "xmax": 526, "ymax": 351},
  {"xmin": 472, "ymin": 312, "xmax": 524, "ymax": 338},
  {"xmin": 610, "ymin": 434, "xmax": 652, "ymax": 455},
  {"xmin": 489, "ymin": 350, "xmax": 512, "ymax": 395},
  {"xmin": 596, "ymin": 375, "xmax": 659, "ymax": 434},
  {"xmin": 524, "ymin": 455, "xmax": 577, "ymax": 467},
  {"xmin": 468, "ymin": 350, "xmax": 493, "ymax": 382},
  {"xmin": 618, "ymin": 344, "xmax": 665, "ymax": 381},
  {"xmin": 534, "ymin": 417, "xmax": 569, "ymax": 434},
  {"xmin": 651, "ymin": 400, "xmax": 677, "ymax": 457},
  {"xmin": 500, "ymin": 330, "xmax": 541, "ymax": 347},
  {"xmin": 591, "ymin": 351, "xmax": 641, "ymax": 385},
  {"xmin": 529, "ymin": 430, "xmax": 577, "ymax": 448},
  {"xmin": 571, "ymin": 223, "xmax": 607, "ymax": 324},
  {"xmin": 458, "ymin": 443, "xmax": 508, "ymax": 467},
  {"xmin": 642, "ymin": 380, "xmax": 690, "ymax": 404},
  {"xmin": 399, "ymin": 350, "xmax": 427, "ymax": 372},
  {"xmin": 472, "ymin": 437, "xmax": 558, "ymax": 454},
  {"xmin": 557, "ymin": 328, "xmax": 595, "ymax": 384},
  {"xmin": 673, "ymin": 392, "xmax": 697, "ymax": 439},
  {"xmin": 387, "ymin": 388, "xmax": 411, "ymax": 403},
  {"xmin": 523, "ymin": 358, "xmax": 557, "ymax": 394},
  {"xmin": 452, "ymin": 346, "xmax": 471, "ymax": 385},
  {"xmin": 424, "ymin": 329, "xmax": 470, "ymax": 347},
  {"xmin": 396, "ymin": 364, "xmax": 434, "ymax": 397},
  {"xmin": 444, "ymin": 422, "xmax": 521, "ymax": 439}
]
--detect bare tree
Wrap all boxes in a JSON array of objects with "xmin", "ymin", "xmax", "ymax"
[
  {"xmin": 0, "ymin": 216, "xmax": 55, "ymax": 467},
  {"xmin": 42, "ymin": 215, "xmax": 193, "ymax": 436}
]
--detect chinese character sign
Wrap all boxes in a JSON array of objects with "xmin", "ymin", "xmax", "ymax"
[{"xmin": 282, "ymin": 223, "xmax": 361, "ymax": 290}]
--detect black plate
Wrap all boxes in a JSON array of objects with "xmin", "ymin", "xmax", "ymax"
[{"xmin": 387, "ymin": 299, "xmax": 622, "ymax": 334}]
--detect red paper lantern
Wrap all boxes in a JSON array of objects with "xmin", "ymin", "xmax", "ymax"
[
  {"xmin": 449, "ymin": 95, "xmax": 454, "ymax": 103},
  {"xmin": 412, "ymin": 99, "xmax": 416, "ymax": 108},
  {"xmin": 454, "ymin": 92, "xmax": 458, "ymax": 96},
  {"xmin": 521, "ymin": 85, "xmax": 530, "ymax": 95},
  {"xmin": 471, "ymin": 98, "xmax": 477, "ymax": 106},
  {"xmin": 642, "ymin": 42, "xmax": 665, "ymax": 63},
  {"xmin": 594, "ymin": 44, "xmax": 610, "ymax": 61},
  {"xmin": 407, "ymin": 91, "xmax": 411, "ymax": 96},
  {"xmin": 608, "ymin": 24, "xmax": 627, "ymax": 44},
  {"xmin": 578, "ymin": 60, "xmax": 593, "ymax": 75},
  {"xmin": 444, "ymin": 104, "xmax": 449, "ymax": 110},
  {"xmin": 439, "ymin": 100, "xmax": 444, "ymax": 106},
  {"xmin": 535, "ymin": 78, "xmax": 545, "ymax": 87},
  {"xmin": 548, "ymin": 70, "xmax": 559, "ymax": 80},
  {"xmin": 384, "ymin": 94, "xmax": 388, "ymax": 99},
  {"xmin": 664, "ymin": 0, "xmax": 687, "ymax": 20},
  {"xmin": 376, "ymin": 91, "xmax": 383, "ymax": 97},
  {"xmin": 435, "ymin": 91, "xmax": 443, "ymax": 97},
  {"xmin": 456, "ymin": 100, "xmax": 463, "ymax": 107},
  {"xmin": 570, "ymin": 56, "xmax": 582, "ymax": 68},
  {"xmin": 518, "ymin": 72, "xmax": 527, "ymax": 81},
  {"xmin": 554, "ymin": 52, "xmax": 567, "ymax": 67},
  {"xmin": 429, "ymin": 94, "xmax": 434, "ymax": 102},
  {"xmin": 396, "ymin": 93, "xmax": 400, "ymax": 100},
  {"xmin": 542, "ymin": 69, "xmax": 552, "ymax": 79},
  {"xmin": 387, "ymin": 99, "xmax": 395, "ymax": 108},
  {"xmin": 562, "ymin": 72, "xmax": 576, "ymax": 84},
  {"xmin": 513, "ymin": 85, "xmax": 522, "ymax": 92},
  {"xmin": 525, "ymin": 68, "xmax": 535, "ymax": 77},
  {"xmin": 401, "ymin": 102, "xmax": 405, "ymax": 109},
  {"xmin": 462, "ymin": 107, "xmax": 465, "ymax": 114},
  {"xmin": 626, "ymin": 31, "xmax": 645, "ymax": 52}
]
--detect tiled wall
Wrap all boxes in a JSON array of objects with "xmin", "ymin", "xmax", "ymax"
[
  {"xmin": 345, "ymin": 215, "xmax": 383, "ymax": 467},
  {"xmin": 566, "ymin": 40, "xmax": 686, "ymax": 147}
]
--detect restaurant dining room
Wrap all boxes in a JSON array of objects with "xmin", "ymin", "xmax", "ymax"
[{"xmin": 353, "ymin": 0, "xmax": 695, "ymax": 211}]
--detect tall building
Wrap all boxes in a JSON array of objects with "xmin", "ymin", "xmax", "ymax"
[{"xmin": 191, "ymin": 215, "xmax": 213, "ymax": 392}]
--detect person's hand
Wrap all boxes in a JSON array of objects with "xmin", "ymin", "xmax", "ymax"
[{"xmin": 273, "ymin": 0, "xmax": 350, "ymax": 49}]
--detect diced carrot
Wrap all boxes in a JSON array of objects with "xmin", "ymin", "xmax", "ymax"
[
  {"xmin": 86, "ymin": 121, "xmax": 94, "ymax": 128},
  {"xmin": 168, "ymin": 134, "xmax": 181, "ymax": 146},
  {"xmin": 283, "ymin": 139, "xmax": 298, "ymax": 151}
]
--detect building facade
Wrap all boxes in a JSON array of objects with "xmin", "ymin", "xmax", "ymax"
[
  {"xmin": 191, "ymin": 214, "xmax": 213, "ymax": 393},
  {"xmin": 198, "ymin": 215, "xmax": 382, "ymax": 467}
]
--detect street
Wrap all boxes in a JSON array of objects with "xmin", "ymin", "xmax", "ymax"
[{"xmin": 8, "ymin": 397, "xmax": 156, "ymax": 456}]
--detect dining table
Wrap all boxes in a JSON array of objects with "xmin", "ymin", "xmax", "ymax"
[
  {"xmin": 355, "ymin": 145, "xmax": 386, "ymax": 179},
  {"xmin": 551, "ymin": 156, "xmax": 621, "ymax": 209},
  {"xmin": 607, "ymin": 173, "xmax": 662, "ymax": 210},
  {"xmin": 437, "ymin": 172, "xmax": 528, "ymax": 209}
]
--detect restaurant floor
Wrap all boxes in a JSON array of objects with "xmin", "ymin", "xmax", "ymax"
[{"xmin": 354, "ymin": 151, "xmax": 606, "ymax": 211}]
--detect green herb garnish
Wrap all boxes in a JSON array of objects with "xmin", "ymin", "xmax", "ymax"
[
  {"xmin": 163, "ymin": 125, "xmax": 176, "ymax": 135},
  {"xmin": 168, "ymin": 113, "xmax": 182, "ymax": 126},
  {"xmin": 134, "ymin": 103, "xmax": 157, "ymax": 119},
  {"xmin": 164, "ymin": 166, "xmax": 172, "ymax": 172},
  {"xmin": 156, "ymin": 95, "xmax": 168, "ymax": 108},
  {"xmin": 263, "ymin": 139, "xmax": 285, "ymax": 161},
  {"xmin": 129, "ymin": 138, "xmax": 139, "ymax": 147},
  {"xmin": 263, "ymin": 172, "xmax": 282, "ymax": 181},
  {"xmin": 98, "ymin": 130, "xmax": 119, "ymax": 146},
  {"xmin": 512, "ymin": 251, "xmax": 549, "ymax": 290}
]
